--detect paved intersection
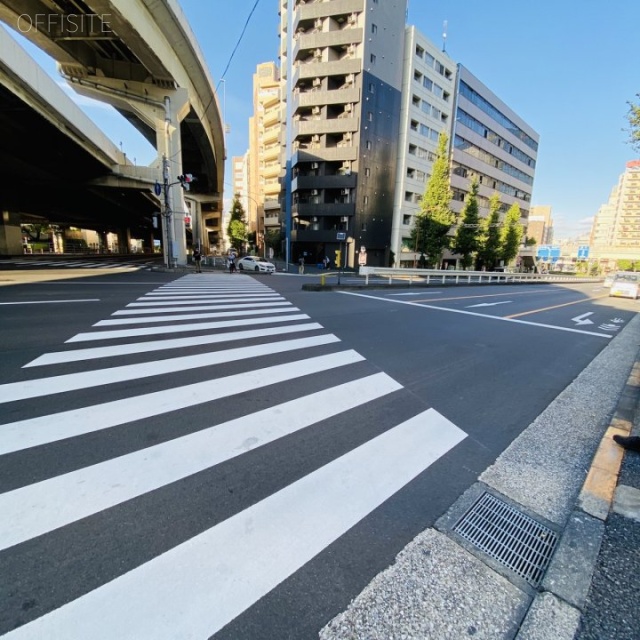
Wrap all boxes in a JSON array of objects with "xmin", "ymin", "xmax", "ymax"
[{"xmin": 0, "ymin": 273, "xmax": 466, "ymax": 639}]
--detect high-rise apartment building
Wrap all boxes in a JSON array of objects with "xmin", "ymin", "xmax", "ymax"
[
  {"xmin": 248, "ymin": 62, "xmax": 283, "ymax": 252},
  {"xmin": 591, "ymin": 160, "xmax": 640, "ymax": 263},
  {"xmin": 391, "ymin": 26, "xmax": 456, "ymax": 266},
  {"xmin": 280, "ymin": 0, "xmax": 408, "ymax": 267},
  {"xmin": 449, "ymin": 66, "xmax": 538, "ymax": 253}
]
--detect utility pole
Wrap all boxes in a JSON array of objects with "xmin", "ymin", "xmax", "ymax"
[{"xmin": 161, "ymin": 154, "xmax": 174, "ymax": 268}]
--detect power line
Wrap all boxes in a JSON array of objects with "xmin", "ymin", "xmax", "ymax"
[{"xmin": 216, "ymin": 0, "xmax": 262, "ymax": 89}]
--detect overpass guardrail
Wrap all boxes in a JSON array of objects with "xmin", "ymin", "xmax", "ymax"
[{"xmin": 358, "ymin": 267, "xmax": 602, "ymax": 287}]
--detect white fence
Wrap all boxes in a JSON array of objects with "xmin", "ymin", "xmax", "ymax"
[{"xmin": 358, "ymin": 267, "xmax": 602, "ymax": 286}]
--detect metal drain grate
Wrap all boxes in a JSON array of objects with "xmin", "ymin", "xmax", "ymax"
[{"xmin": 453, "ymin": 492, "xmax": 558, "ymax": 587}]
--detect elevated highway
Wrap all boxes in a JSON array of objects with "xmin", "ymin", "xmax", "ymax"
[{"xmin": 0, "ymin": 0, "xmax": 225, "ymax": 264}]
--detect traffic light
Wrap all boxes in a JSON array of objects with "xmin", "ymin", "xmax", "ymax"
[{"xmin": 177, "ymin": 174, "xmax": 194, "ymax": 191}]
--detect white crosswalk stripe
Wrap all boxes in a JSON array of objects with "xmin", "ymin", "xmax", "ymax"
[
  {"xmin": 0, "ymin": 273, "xmax": 466, "ymax": 638},
  {"xmin": 2, "ymin": 259, "xmax": 156, "ymax": 270}
]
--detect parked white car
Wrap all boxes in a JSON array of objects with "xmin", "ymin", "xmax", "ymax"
[
  {"xmin": 609, "ymin": 272, "xmax": 639, "ymax": 299},
  {"xmin": 237, "ymin": 255, "xmax": 276, "ymax": 274}
]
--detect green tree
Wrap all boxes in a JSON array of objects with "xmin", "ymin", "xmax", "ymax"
[
  {"xmin": 626, "ymin": 94, "xmax": 640, "ymax": 151},
  {"xmin": 227, "ymin": 194, "xmax": 247, "ymax": 251},
  {"xmin": 264, "ymin": 228, "xmax": 282, "ymax": 257},
  {"xmin": 500, "ymin": 202, "xmax": 524, "ymax": 265},
  {"xmin": 477, "ymin": 192, "xmax": 502, "ymax": 270},
  {"xmin": 410, "ymin": 132, "xmax": 454, "ymax": 267},
  {"xmin": 453, "ymin": 178, "xmax": 481, "ymax": 269}
]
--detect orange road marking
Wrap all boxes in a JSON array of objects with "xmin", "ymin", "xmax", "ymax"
[
  {"xmin": 409, "ymin": 288, "xmax": 568, "ymax": 305},
  {"xmin": 505, "ymin": 294, "xmax": 610, "ymax": 318}
]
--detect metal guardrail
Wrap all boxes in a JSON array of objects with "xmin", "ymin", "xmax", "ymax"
[{"xmin": 358, "ymin": 267, "xmax": 602, "ymax": 286}]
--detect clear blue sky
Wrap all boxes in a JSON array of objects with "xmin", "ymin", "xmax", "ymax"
[{"xmin": 7, "ymin": 0, "xmax": 640, "ymax": 240}]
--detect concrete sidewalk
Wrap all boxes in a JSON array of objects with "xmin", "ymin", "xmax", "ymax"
[{"xmin": 320, "ymin": 314, "xmax": 640, "ymax": 640}]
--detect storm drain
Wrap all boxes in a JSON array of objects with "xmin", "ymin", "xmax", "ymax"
[{"xmin": 453, "ymin": 492, "xmax": 558, "ymax": 587}]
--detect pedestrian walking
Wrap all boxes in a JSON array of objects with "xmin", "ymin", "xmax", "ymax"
[
  {"xmin": 228, "ymin": 254, "xmax": 237, "ymax": 273},
  {"xmin": 192, "ymin": 246, "xmax": 202, "ymax": 273},
  {"xmin": 298, "ymin": 256, "xmax": 305, "ymax": 274}
]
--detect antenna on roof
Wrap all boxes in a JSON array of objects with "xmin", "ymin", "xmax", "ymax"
[{"xmin": 442, "ymin": 20, "xmax": 448, "ymax": 53}]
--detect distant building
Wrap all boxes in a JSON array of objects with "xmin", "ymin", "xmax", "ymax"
[
  {"xmin": 249, "ymin": 62, "xmax": 283, "ymax": 253},
  {"xmin": 528, "ymin": 205, "xmax": 554, "ymax": 245},
  {"xmin": 590, "ymin": 160, "xmax": 640, "ymax": 266}
]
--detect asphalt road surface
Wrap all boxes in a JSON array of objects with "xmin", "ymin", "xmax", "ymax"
[{"xmin": 0, "ymin": 271, "xmax": 636, "ymax": 639}]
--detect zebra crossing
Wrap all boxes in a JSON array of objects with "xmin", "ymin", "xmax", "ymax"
[
  {"xmin": 0, "ymin": 274, "xmax": 466, "ymax": 639},
  {"xmin": 3, "ymin": 259, "xmax": 156, "ymax": 270}
]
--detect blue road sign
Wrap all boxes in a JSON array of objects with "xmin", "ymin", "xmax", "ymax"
[
  {"xmin": 577, "ymin": 245, "xmax": 589, "ymax": 258},
  {"xmin": 536, "ymin": 245, "xmax": 561, "ymax": 261}
]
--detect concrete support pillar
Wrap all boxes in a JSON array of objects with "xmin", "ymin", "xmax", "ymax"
[
  {"xmin": 118, "ymin": 228, "xmax": 131, "ymax": 254},
  {"xmin": 99, "ymin": 230, "xmax": 109, "ymax": 254},
  {"xmin": 66, "ymin": 78, "xmax": 192, "ymax": 267},
  {"xmin": 0, "ymin": 211, "xmax": 22, "ymax": 255},
  {"xmin": 155, "ymin": 89, "xmax": 190, "ymax": 266}
]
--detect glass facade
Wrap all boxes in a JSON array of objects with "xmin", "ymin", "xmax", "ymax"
[{"xmin": 459, "ymin": 80, "xmax": 538, "ymax": 152}]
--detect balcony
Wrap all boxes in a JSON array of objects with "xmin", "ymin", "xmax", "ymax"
[
  {"xmin": 293, "ymin": 147, "xmax": 357, "ymax": 165},
  {"xmin": 296, "ymin": 116, "xmax": 358, "ymax": 137},
  {"xmin": 293, "ymin": 58, "xmax": 361, "ymax": 85},
  {"xmin": 292, "ymin": 202, "xmax": 355, "ymax": 217},
  {"xmin": 295, "ymin": 0, "xmax": 363, "ymax": 27},
  {"xmin": 293, "ymin": 28, "xmax": 363, "ymax": 61},
  {"xmin": 292, "ymin": 174, "xmax": 356, "ymax": 191},
  {"xmin": 293, "ymin": 87, "xmax": 360, "ymax": 110},
  {"xmin": 291, "ymin": 228, "xmax": 351, "ymax": 243}
]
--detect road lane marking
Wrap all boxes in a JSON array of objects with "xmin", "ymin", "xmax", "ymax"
[
  {"xmin": 25, "ymin": 323, "xmax": 324, "ymax": 366},
  {"xmin": 0, "ymin": 350, "xmax": 365, "ymax": 455},
  {"xmin": 0, "ymin": 335, "xmax": 340, "ymax": 404},
  {"xmin": 405, "ymin": 288, "xmax": 569, "ymax": 304},
  {"xmin": 505, "ymin": 294, "xmax": 610, "ymax": 318},
  {"xmin": 3, "ymin": 408, "xmax": 465, "ymax": 640},
  {"xmin": 466, "ymin": 301, "xmax": 512, "ymax": 308},
  {"xmin": 0, "ymin": 373, "xmax": 402, "ymax": 552},
  {"xmin": 0, "ymin": 299, "xmax": 100, "ymax": 305},
  {"xmin": 129, "ymin": 295, "xmax": 281, "ymax": 304},
  {"xmin": 338, "ymin": 291, "xmax": 613, "ymax": 339},
  {"xmin": 98, "ymin": 302, "xmax": 294, "ymax": 325},
  {"xmin": 67, "ymin": 312, "xmax": 310, "ymax": 342}
]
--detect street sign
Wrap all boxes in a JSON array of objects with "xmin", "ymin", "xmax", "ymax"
[
  {"xmin": 536, "ymin": 245, "xmax": 561, "ymax": 262},
  {"xmin": 336, "ymin": 232, "xmax": 346, "ymax": 241},
  {"xmin": 154, "ymin": 181, "xmax": 162, "ymax": 196},
  {"xmin": 577, "ymin": 245, "xmax": 589, "ymax": 259}
]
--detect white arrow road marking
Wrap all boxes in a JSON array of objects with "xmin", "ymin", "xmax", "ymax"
[
  {"xmin": 571, "ymin": 312, "xmax": 594, "ymax": 326},
  {"xmin": 466, "ymin": 301, "xmax": 512, "ymax": 308}
]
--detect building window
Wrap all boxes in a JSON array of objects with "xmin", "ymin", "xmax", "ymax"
[
  {"xmin": 364, "ymin": 196, "xmax": 369, "ymax": 205},
  {"xmin": 371, "ymin": 23, "xmax": 377, "ymax": 34},
  {"xmin": 365, "ymin": 167, "xmax": 371, "ymax": 177},
  {"xmin": 403, "ymin": 215, "xmax": 412, "ymax": 225},
  {"xmin": 415, "ymin": 45, "xmax": 424, "ymax": 58},
  {"xmin": 367, "ymin": 111, "xmax": 373, "ymax": 121},
  {"xmin": 370, "ymin": 53, "xmax": 376, "ymax": 65},
  {"xmin": 368, "ymin": 82, "xmax": 375, "ymax": 94}
]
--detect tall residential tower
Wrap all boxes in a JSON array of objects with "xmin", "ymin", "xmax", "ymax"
[{"xmin": 280, "ymin": 0, "xmax": 408, "ymax": 267}]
